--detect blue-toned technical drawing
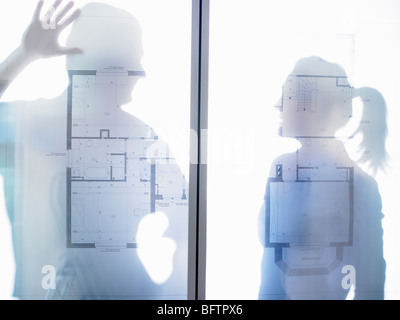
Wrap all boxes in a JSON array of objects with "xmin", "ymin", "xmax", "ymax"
[
  {"xmin": 265, "ymin": 74, "xmax": 354, "ymax": 276},
  {"xmin": 67, "ymin": 69, "xmax": 188, "ymax": 248}
]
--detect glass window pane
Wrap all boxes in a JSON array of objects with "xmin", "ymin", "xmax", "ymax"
[
  {"xmin": 0, "ymin": 0, "xmax": 191, "ymax": 300},
  {"xmin": 207, "ymin": 0, "xmax": 400, "ymax": 300}
]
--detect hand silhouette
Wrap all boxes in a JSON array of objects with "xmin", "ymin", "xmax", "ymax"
[
  {"xmin": 22, "ymin": 0, "xmax": 83, "ymax": 61},
  {"xmin": 0, "ymin": 0, "xmax": 82, "ymax": 97}
]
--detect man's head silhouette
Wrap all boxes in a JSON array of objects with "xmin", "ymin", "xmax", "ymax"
[{"xmin": 66, "ymin": 3, "xmax": 144, "ymax": 75}]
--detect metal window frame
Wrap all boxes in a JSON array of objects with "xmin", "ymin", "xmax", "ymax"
[{"xmin": 188, "ymin": 0, "xmax": 209, "ymax": 301}]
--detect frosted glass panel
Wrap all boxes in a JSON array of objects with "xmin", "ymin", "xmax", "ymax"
[
  {"xmin": 0, "ymin": 0, "xmax": 191, "ymax": 300},
  {"xmin": 207, "ymin": 0, "xmax": 400, "ymax": 300}
]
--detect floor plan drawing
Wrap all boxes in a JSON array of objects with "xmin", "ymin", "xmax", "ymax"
[
  {"xmin": 265, "ymin": 74, "xmax": 354, "ymax": 276},
  {"xmin": 67, "ymin": 70, "xmax": 188, "ymax": 248}
]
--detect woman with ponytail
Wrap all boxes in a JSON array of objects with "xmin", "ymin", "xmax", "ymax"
[
  {"xmin": 258, "ymin": 56, "xmax": 387, "ymax": 300},
  {"xmin": 352, "ymin": 87, "xmax": 388, "ymax": 175}
]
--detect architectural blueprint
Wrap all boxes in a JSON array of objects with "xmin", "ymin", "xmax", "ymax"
[
  {"xmin": 265, "ymin": 74, "xmax": 354, "ymax": 276},
  {"xmin": 67, "ymin": 69, "xmax": 188, "ymax": 248}
]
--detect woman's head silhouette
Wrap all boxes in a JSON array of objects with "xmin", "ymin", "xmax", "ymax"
[{"xmin": 279, "ymin": 56, "xmax": 387, "ymax": 175}]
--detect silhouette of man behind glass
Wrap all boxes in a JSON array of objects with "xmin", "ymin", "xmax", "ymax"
[
  {"xmin": 1, "ymin": 1, "xmax": 188, "ymax": 300},
  {"xmin": 258, "ymin": 56, "xmax": 387, "ymax": 300}
]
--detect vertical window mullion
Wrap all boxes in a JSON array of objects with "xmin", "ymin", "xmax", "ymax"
[{"xmin": 188, "ymin": 0, "xmax": 209, "ymax": 301}]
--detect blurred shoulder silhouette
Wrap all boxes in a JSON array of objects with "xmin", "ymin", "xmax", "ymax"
[{"xmin": 258, "ymin": 56, "xmax": 387, "ymax": 300}]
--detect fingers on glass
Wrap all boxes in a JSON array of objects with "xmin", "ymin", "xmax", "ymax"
[
  {"xmin": 55, "ymin": 1, "xmax": 75, "ymax": 25},
  {"xmin": 38, "ymin": 0, "xmax": 80, "ymax": 30},
  {"xmin": 49, "ymin": 0, "xmax": 63, "ymax": 15},
  {"xmin": 42, "ymin": 0, "xmax": 62, "ymax": 20},
  {"xmin": 33, "ymin": 0, "xmax": 44, "ymax": 22},
  {"xmin": 58, "ymin": 7, "xmax": 81, "ymax": 30}
]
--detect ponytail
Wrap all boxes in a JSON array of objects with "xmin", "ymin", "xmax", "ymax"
[{"xmin": 352, "ymin": 87, "xmax": 388, "ymax": 175}]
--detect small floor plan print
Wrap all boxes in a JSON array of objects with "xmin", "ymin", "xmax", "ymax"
[{"xmin": 67, "ymin": 69, "xmax": 188, "ymax": 248}]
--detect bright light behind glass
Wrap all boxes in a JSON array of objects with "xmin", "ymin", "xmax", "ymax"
[
  {"xmin": 2, "ymin": 0, "xmax": 400, "ymax": 300},
  {"xmin": 0, "ymin": 0, "xmax": 191, "ymax": 300},
  {"xmin": 207, "ymin": 0, "xmax": 400, "ymax": 300},
  {"xmin": 1, "ymin": 0, "xmax": 191, "ymax": 177}
]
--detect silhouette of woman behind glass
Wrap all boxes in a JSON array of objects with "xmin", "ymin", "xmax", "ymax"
[
  {"xmin": 3, "ymin": 2, "xmax": 188, "ymax": 300},
  {"xmin": 258, "ymin": 56, "xmax": 387, "ymax": 300}
]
